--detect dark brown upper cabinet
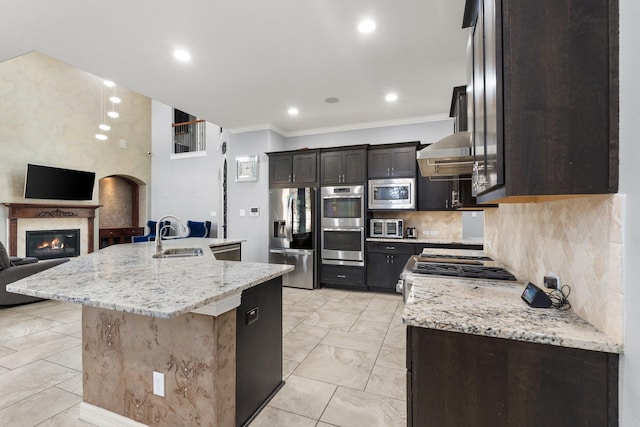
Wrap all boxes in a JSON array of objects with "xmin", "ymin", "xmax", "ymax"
[
  {"xmin": 466, "ymin": 0, "xmax": 618, "ymax": 204},
  {"xmin": 417, "ymin": 175, "xmax": 453, "ymax": 211},
  {"xmin": 267, "ymin": 151, "xmax": 318, "ymax": 188},
  {"xmin": 449, "ymin": 86, "xmax": 495, "ymax": 210},
  {"xmin": 320, "ymin": 148, "xmax": 367, "ymax": 186},
  {"xmin": 451, "ymin": 86, "xmax": 468, "ymax": 133},
  {"xmin": 368, "ymin": 144, "xmax": 417, "ymax": 179}
]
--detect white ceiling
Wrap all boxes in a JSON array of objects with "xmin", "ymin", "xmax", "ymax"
[{"xmin": 0, "ymin": 0, "xmax": 469, "ymax": 135}]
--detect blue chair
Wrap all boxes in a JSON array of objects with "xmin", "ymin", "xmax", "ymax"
[
  {"xmin": 132, "ymin": 220, "xmax": 171, "ymax": 243},
  {"xmin": 187, "ymin": 220, "xmax": 212, "ymax": 238}
]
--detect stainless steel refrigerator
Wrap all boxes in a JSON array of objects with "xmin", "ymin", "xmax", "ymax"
[{"xmin": 269, "ymin": 187, "xmax": 316, "ymax": 289}]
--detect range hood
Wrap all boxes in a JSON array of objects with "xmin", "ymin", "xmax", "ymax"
[{"xmin": 416, "ymin": 131, "xmax": 473, "ymax": 178}]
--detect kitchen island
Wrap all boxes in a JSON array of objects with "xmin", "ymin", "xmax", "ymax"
[
  {"xmin": 7, "ymin": 238, "xmax": 294, "ymax": 427},
  {"xmin": 403, "ymin": 254, "xmax": 622, "ymax": 427}
]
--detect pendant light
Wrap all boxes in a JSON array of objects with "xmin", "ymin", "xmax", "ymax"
[
  {"xmin": 98, "ymin": 83, "xmax": 110, "ymax": 131},
  {"xmin": 96, "ymin": 81, "xmax": 109, "ymax": 140},
  {"xmin": 107, "ymin": 83, "xmax": 119, "ymax": 118}
]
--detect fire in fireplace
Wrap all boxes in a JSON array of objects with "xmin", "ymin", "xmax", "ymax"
[{"xmin": 26, "ymin": 229, "xmax": 80, "ymax": 259}]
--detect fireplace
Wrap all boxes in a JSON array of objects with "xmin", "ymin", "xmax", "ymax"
[{"xmin": 26, "ymin": 229, "xmax": 80, "ymax": 260}]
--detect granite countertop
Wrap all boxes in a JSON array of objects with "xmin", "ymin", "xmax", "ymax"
[
  {"xmin": 403, "ymin": 275, "xmax": 622, "ymax": 354},
  {"xmin": 208, "ymin": 238, "xmax": 245, "ymax": 247},
  {"xmin": 367, "ymin": 237, "xmax": 484, "ymax": 245},
  {"xmin": 7, "ymin": 238, "xmax": 293, "ymax": 319}
]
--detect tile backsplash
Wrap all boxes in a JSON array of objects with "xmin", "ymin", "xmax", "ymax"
[{"xmin": 484, "ymin": 194, "xmax": 623, "ymax": 342}]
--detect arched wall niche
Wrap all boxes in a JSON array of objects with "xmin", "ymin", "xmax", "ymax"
[{"xmin": 98, "ymin": 174, "xmax": 148, "ymax": 232}]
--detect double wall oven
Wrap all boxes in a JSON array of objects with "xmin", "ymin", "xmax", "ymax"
[{"xmin": 320, "ymin": 185, "xmax": 365, "ymax": 266}]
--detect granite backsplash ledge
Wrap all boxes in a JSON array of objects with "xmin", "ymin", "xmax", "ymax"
[{"xmin": 484, "ymin": 194, "xmax": 623, "ymax": 343}]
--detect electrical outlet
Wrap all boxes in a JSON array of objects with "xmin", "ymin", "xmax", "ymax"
[
  {"xmin": 543, "ymin": 272, "xmax": 560, "ymax": 289},
  {"xmin": 153, "ymin": 371, "xmax": 165, "ymax": 397}
]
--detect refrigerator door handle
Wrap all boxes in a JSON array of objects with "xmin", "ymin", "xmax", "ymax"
[
  {"xmin": 269, "ymin": 248, "xmax": 288, "ymax": 254},
  {"xmin": 286, "ymin": 193, "xmax": 293, "ymax": 242}
]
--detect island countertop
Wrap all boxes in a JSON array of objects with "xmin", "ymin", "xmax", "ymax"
[
  {"xmin": 7, "ymin": 238, "xmax": 293, "ymax": 319},
  {"xmin": 404, "ymin": 276, "xmax": 623, "ymax": 354}
]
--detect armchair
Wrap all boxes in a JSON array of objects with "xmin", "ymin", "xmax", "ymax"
[
  {"xmin": 187, "ymin": 220, "xmax": 212, "ymax": 238},
  {"xmin": 0, "ymin": 241, "xmax": 69, "ymax": 306},
  {"xmin": 132, "ymin": 220, "xmax": 171, "ymax": 243}
]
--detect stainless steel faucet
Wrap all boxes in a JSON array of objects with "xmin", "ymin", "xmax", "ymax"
[{"xmin": 155, "ymin": 215, "xmax": 189, "ymax": 254}]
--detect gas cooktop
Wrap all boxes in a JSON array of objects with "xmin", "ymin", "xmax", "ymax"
[
  {"xmin": 418, "ymin": 254, "xmax": 493, "ymax": 261},
  {"xmin": 413, "ymin": 262, "xmax": 518, "ymax": 281}
]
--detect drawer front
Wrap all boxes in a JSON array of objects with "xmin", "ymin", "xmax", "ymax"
[
  {"xmin": 321, "ymin": 265, "xmax": 365, "ymax": 286},
  {"xmin": 367, "ymin": 241, "xmax": 415, "ymax": 255}
]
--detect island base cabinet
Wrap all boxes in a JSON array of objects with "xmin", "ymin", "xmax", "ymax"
[
  {"xmin": 81, "ymin": 306, "xmax": 237, "ymax": 427},
  {"xmin": 80, "ymin": 278, "xmax": 284, "ymax": 427},
  {"xmin": 407, "ymin": 327, "xmax": 618, "ymax": 427},
  {"xmin": 236, "ymin": 277, "xmax": 284, "ymax": 426}
]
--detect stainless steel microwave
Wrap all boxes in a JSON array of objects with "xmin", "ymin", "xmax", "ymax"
[{"xmin": 368, "ymin": 178, "xmax": 416, "ymax": 210}]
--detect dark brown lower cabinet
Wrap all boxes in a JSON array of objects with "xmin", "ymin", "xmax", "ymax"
[
  {"xmin": 99, "ymin": 227, "xmax": 144, "ymax": 248},
  {"xmin": 320, "ymin": 264, "xmax": 366, "ymax": 291},
  {"xmin": 236, "ymin": 277, "xmax": 283, "ymax": 426},
  {"xmin": 407, "ymin": 327, "xmax": 618, "ymax": 427}
]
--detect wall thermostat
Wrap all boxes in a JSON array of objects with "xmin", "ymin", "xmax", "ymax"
[{"xmin": 249, "ymin": 207, "xmax": 260, "ymax": 217}]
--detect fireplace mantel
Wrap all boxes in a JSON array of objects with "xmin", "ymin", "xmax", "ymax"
[{"xmin": 3, "ymin": 203, "xmax": 101, "ymax": 256}]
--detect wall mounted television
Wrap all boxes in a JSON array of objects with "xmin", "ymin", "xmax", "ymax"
[{"xmin": 24, "ymin": 164, "xmax": 96, "ymax": 201}]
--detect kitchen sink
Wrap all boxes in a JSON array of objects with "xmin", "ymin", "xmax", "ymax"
[{"xmin": 152, "ymin": 247, "xmax": 204, "ymax": 258}]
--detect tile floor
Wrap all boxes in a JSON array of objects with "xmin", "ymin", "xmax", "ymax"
[{"xmin": 0, "ymin": 287, "xmax": 406, "ymax": 426}]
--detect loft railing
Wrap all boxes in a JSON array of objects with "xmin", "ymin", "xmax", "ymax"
[{"xmin": 172, "ymin": 119, "xmax": 206, "ymax": 154}]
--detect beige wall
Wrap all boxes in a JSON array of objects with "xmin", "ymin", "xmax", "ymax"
[
  {"xmin": 0, "ymin": 52, "xmax": 152, "ymax": 247},
  {"xmin": 484, "ymin": 194, "xmax": 623, "ymax": 342}
]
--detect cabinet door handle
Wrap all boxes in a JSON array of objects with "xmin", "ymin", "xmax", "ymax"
[
  {"xmin": 385, "ymin": 246, "xmax": 395, "ymax": 250},
  {"xmin": 292, "ymin": 174, "xmax": 296, "ymax": 182},
  {"xmin": 445, "ymin": 200, "xmax": 449, "ymax": 209},
  {"xmin": 288, "ymin": 175, "xmax": 292, "ymax": 182},
  {"xmin": 337, "ymin": 274, "xmax": 346, "ymax": 279},
  {"xmin": 387, "ymin": 167, "xmax": 390, "ymax": 176}
]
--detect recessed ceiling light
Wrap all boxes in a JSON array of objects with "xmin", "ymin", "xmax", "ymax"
[
  {"xmin": 288, "ymin": 107, "xmax": 299, "ymax": 116},
  {"xmin": 107, "ymin": 111, "xmax": 119, "ymax": 119},
  {"xmin": 325, "ymin": 97, "xmax": 340, "ymax": 104},
  {"xmin": 173, "ymin": 49, "xmax": 191, "ymax": 62},
  {"xmin": 99, "ymin": 123, "xmax": 111, "ymax": 131},
  {"xmin": 358, "ymin": 19, "xmax": 376, "ymax": 34},
  {"xmin": 109, "ymin": 96, "xmax": 121, "ymax": 104},
  {"xmin": 385, "ymin": 93, "xmax": 399, "ymax": 102},
  {"xmin": 103, "ymin": 80, "xmax": 115, "ymax": 88},
  {"xmin": 95, "ymin": 134, "xmax": 108, "ymax": 141}
]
